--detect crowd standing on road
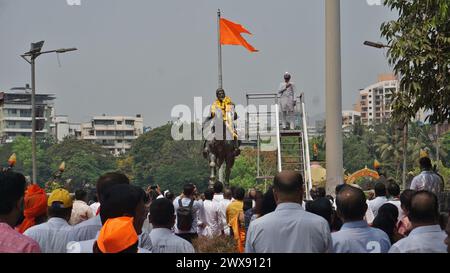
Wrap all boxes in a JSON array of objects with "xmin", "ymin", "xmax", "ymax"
[{"xmin": 0, "ymin": 157, "xmax": 449, "ymax": 253}]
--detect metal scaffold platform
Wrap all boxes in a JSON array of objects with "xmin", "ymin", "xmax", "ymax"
[{"xmin": 244, "ymin": 92, "xmax": 313, "ymax": 199}]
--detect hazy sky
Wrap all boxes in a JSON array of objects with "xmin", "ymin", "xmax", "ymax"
[{"xmin": 0, "ymin": 0, "xmax": 396, "ymax": 127}]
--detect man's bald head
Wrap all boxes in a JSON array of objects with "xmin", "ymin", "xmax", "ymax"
[
  {"xmin": 336, "ymin": 185, "xmax": 367, "ymax": 222},
  {"xmin": 273, "ymin": 171, "xmax": 304, "ymax": 203},
  {"xmin": 409, "ymin": 191, "xmax": 439, "ymax": 225}
]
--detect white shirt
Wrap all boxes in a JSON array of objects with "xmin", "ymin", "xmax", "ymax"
[
  {"xmin": 149, "ymin": 228, "xmax": 195, "ymax": 253},
  {"xmin": 213, "ymin": 194, "xmax": 231, "ymax": 235},
  {"xmin": 410, "ymin": 171, "xmax": 443, "ymax": 196},
  {"xmin": 389, "ymin": 225, "xmax": 446, "ymax": 253},
  {"xmin": 71, "ymin": 215, "xmax": 102, "ymax": 241},
  {"xmin": 24, "ymin": 217, "xmax": 77, "ymax": 253},
  {"xmin": 245, "ymin": 202, "xmax": 332, "ymax": 253},
  {"xmin": 368, "ymin": 196, "xmax": 388, "ymax": 218},
  {"xmin": 66, "ymin": 231, "xmax": 152, "ymax": 253},
  {"xmin": 332, "ymin": 220, "xmax": 391, "ymax": 253},
  {"xmin": 365, "ymin": 200, "xmax": 375, "ymax": 224},
  {"xmin": 200, "ymin": 200, "xmax": 224, "ymax": 237},
  {"xmin": 89, "ymin": 202, "xmax": 100, "ymax": 215},
  {"xmin": 70, "ymin": 200, "xmax": 94, "ymax": 225},
  {"xmin": 173, "ymin": 196, "xmax": 205, "ymax": 234},
  {"xmin": 278, "ymin": 82, "xmax": 296, "ymax": 111}
]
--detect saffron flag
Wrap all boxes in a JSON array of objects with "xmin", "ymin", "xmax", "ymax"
[{"xmin": 220, "ymin": 18, "xmax": 258, "ymax": 52}]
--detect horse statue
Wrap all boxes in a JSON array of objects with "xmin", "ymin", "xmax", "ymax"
[{"xmin": 202, "ymin": 103, "xmax": 240, "ymax": 188}]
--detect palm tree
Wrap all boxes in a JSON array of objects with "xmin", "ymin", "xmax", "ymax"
[{"xmin": 373, "ymin": 123, "xmax": 402, "ymax": 181}]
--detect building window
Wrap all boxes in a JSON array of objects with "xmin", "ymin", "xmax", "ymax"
[
  {"xmin": 117, "ymin": 140, "xmax": 123, "ymax": 143},
  {"xmin": 94, "ymin": 120, "xmax": 115, "ymax": 126},
  {"xmin": 369, "ymin": 113, "xmax": 372, "ymax": 116},
  {"xmin": 361, "ymin": 96, "xmax": 367, "ymax": 100},
  {"xmin": 117, "ymin": 121, "xmax": 122, "ymax": 125},
  {"xmin": 125, "ymin": 120, "xmax": 134, "ymax": 126}
]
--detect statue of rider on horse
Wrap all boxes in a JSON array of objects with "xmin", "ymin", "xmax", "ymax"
[{"xmin": 203, "ymin": 88, "xmax": 241, "ymax": 188}]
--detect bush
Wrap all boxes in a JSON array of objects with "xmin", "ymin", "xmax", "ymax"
[{"xmin": 192, "ymin": 236, "xmax": 238, "ymax": 253}]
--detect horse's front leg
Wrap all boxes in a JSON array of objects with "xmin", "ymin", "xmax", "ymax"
[
  {"xmin": 209, "ymin": 153, "xmax": 216, "ymax": 188},
  {"xmin": 224, "ymin": 156, "xmax": 235, "ymax": 188}
]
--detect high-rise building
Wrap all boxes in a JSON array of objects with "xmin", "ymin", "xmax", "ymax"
[
  {"xmin": 342, "ymin": 110, "xmax": 361, "ymax": 128},
  {"xmin": 79, "ymin": 114, "xmax": 144, "ymax": 156},
  {"xmin": 358, "ymin": 74, "xmax": 398, "ymax": 126},
  {"xmin": 0, "ymin": 85, "xmax": 55, "ymax": 144}
]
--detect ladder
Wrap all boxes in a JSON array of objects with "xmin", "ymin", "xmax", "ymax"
[
  {"xmin": 279, "ymin": 130, "xmax": 305, "ymax": 175},
  {"xmin": 275, "ymin": 102, "xmax": 312, "ymax": 200}
]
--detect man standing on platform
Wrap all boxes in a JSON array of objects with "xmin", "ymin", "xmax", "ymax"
[{"xmin": 278, "ymin": 72, "xmax": 296, "ymax": 130}]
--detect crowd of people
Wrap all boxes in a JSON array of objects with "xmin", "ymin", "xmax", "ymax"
[{"xmin": 0, "ymin": 156, "xmax": 448, "ymax": 253}]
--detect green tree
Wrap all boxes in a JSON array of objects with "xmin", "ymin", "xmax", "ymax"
[
  {"xmin": 8, "ymin": 136, "xmax": 50, "ymax": 185},
  {"xmin": 381, "ymin": 0, "xmax": 450, "ymax": 123},
  {"xmin": 441, "ymin": 131, "xmax": 450, "ymax": 167},
  {"xmin": 343, "ymin": 134, "xmax": 373, "ymax": 174},
  {"xmin": 46, "ymin": 139, "xmax": 115, "ymax": 189},
  {"xmin": 130, "ymin": 123, "xmax": 209, "ymax": 193}
]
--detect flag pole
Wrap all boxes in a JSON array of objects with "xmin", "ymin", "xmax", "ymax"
[{"xmin": 217, "ymin": 9, "xmax": 223, "ymax": 89}]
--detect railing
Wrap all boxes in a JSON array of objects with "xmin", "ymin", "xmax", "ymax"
[{"xmin": 275, "ymin": 104, "xmax": 282, "ymax": 173}]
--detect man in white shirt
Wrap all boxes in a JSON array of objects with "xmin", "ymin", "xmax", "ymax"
[
  {"xmin": 389, "ymin": 191, "xmax": 446, "ymax": 253},
  {"xmin": 245, "ymin": 171, "xmax": 332, "ymax": 253},
  {"xmin": 332, "ymin": 186, "xmax": 391, "ymax": 253},
  {"xmin": 173, "ymin": 183, "xmax": 205, "ymax": 243},
  {"xmin": 410, "ymin": 157, "xmax": 443, "ymax": 197},
  {"xmin": 212, "ymin": 181, "xmax": 230, "ymax": 235},
  {"xmin": 368, "ymin": 182, "xmax": 388, "ymax": 218},
  {"xmin": 66, "ymin": 184, "xmax": 152, "ymax": 253},
  {"xmin": 278, "ymin": 72, "xmax": 296, "ymax": 130},
  {"xmin": 149, "ymin": 198, "xmax": 195, "ymax": 253},
  {"xmin": 201, "ymin": 189, "xmax": 223, "ymax": 237},
  {"xmin": 25, "ymin": 189, "xmax": 76, "ymax": 253},
  {"xmin": 69, "ymin": 189, "xmax": 94, "ymax": 225}
]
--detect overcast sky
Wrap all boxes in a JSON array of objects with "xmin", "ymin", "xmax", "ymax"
[{"xmin": 0, "ymin": 0, "xmax": 397, "ymax": 127}]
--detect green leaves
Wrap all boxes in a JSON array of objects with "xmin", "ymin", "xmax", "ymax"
[{"xmin": 381, "ymin": 0, "xmax": 450, "ymax": 124}]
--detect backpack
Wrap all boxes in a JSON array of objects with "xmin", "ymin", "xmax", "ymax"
[{"xmin": 176, "ymin": 198, "xmax": 195, "ymax": 232}]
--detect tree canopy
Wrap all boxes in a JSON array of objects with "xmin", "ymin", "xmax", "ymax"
[{"xmin": 381, "ymin": 0, "xmax": 450, "ymax": 124}]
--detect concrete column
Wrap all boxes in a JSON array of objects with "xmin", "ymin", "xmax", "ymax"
[{"xmin": 325, "ymin": 0, "xmax": 343, "ymax": 196}]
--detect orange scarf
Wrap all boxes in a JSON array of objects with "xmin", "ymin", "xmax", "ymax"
[{"xmin": 17, "ymin": 184, "xmax": 48, "ymax": 233}]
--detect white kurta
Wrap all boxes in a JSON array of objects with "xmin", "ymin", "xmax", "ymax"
[{"xmin": 278, "ymin": 82, "xmax": 296, "ymax": 112}]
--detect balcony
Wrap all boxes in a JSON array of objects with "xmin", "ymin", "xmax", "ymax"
[{"xmin": 3, "ymin": 128, "xmax": 48, "ymax": 133}]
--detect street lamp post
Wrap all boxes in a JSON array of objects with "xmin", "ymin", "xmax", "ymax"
[
  {"xmin": 21, "ymin": 41, "xmax": 77, "ymax": 184},
  {"xmin": 363, "ymin": 40, "xmax": 409, "ymax": 189}
]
